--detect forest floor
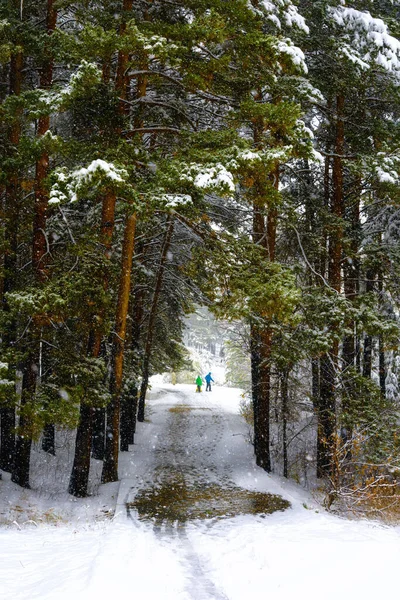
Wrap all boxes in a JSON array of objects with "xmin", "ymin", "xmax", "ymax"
[{"xmin": 1, "ymin": 383, "xmax": 400, "ymax": 600}]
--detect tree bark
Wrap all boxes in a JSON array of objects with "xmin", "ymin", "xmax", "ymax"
[
  {"xmin": 5, "ymin": 47, "xmax": 25, "ymax": 482},
  {"xmin": 11, "ymin": 0, "xmax": 58, "ymax": 483},
  {"xmin": 378, "ymin": 274, "xmax": 386, "ymax": 397},
  {"xmin": 68, "ymin": 403, "xmax": 93, "ymax": 497},
  {"xmin": 317, "ymin": 94, "xmax": 345, "ymax": 477},
  {"xmin": 69, "ymin": 3, "xmax": 133, "ymax": 495},
  {"xmin": 138, "ymin": 216, "xmax": 174, "ymax": 422},
  {"xmin": 0, "ymin": 46, "xmax": 23, "ymax": 473},
  {"xmin": 250, "ymin": 195, "xmax": 272, "ymax": 472},
  {"xmin": 281, "ymin": 369, "xmax": 289, "ymax": 479},
  {"xmin": 250, "ymin": 323, "xmax": 261, "ymax": 457},
  {"xmin": 69, "ymin": 191, "xmax": 116, "ymax": 495},
  {"xmin": 379, "ymin": 336, "xmax": 386, "ymax": 397},
  {"xmin": 84, "ymin": 0, "xmax": 134, "ymax": 467},
  {"xmin": 12, "ymin": 352, "xmax": 36, "ymax": 488},
  {"xmin": 362, "ymin": 270, "xmax": 375, "ymax": 380},
  {"xmin": 120, "ymin": 385, "xmax": 138, "ymax": 451},
  {"xmin": 42, "ymin": 424, "xmax": 55, "ymax": 455},
  {"xmin": 341, "ymin": 191, "xmax": 360, "ymax": 442},
  {"xmin": 102, "ymin": 212, "xmax": 136, "ymax": 483},
  {"xmin": 33, "ymin": 0, "xmax": 57, "ymax": 280},
  {"xmin": 317, "ymin": 353, "xmax": 336, "ymax": 478},
  {"xmin": 91, "ymin": 406, "xmax": 106, "ymax": 460}
]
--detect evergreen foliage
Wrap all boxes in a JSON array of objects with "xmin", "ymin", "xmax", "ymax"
[{"xmin": 1, "ymin": 0, "xmax": 400, "ymax": 509}]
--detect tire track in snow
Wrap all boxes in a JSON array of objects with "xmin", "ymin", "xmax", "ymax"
[{"xmin": 126, "ymin": 386, "xmax": 235, "ymax": 599}]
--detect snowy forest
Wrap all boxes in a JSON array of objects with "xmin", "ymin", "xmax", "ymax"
[{"xmin": 1, "ymin": 0, "xmax": 400, "ymax": 522}]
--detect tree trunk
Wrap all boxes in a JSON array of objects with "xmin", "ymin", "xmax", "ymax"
[
  {"xmin": 281, "ymin": 369, "xmax": 289, "ymax": 479},
  {"xmin": 120, "ymin": 385, "xmax": 138, "ymax": 451},
  {"xmin": 250, "ymin": 323, "xmax": 261, "ymax": 457},
  {"xmin": 69, "ymin": 4, "xmax": 132, "ymax": 494},
  {"xmin": 69, "ymin": 191, "xmax": 116, "ymax": 495},
  {"xmin": 256, "ymin": 328, "xmax": 272, "ymax": 472},
  {"xmin": 42, "ymin": 424, "xmax": 55, "ymax": 455},
  {"xmin": 249, "ymin": 155, "xmax": 273, "ymax": 472},
  {"xmin": 82, "ymin": 0, "xmax": 134, "ymax": 470},
  {"xmin": 138, "ymin": 216, "xmax": 174, "ymax": 422},
  {"xmin": 379, "ymin": 336, "xmax": 386, "ymax": 397},
  {"xmin": 317, "ymin": 95, "xmax": 345, "ymax": 477},
  {"xmin": 0, "ymin": 48, "xmax": 23, "ymax": 474},
  {"xmin": 250, "ymin": 200, "xmax": 273, "ymax": 472},
  {"xmin": 12, "ymin": 352, "xmax": 37, "ymax": 488},
  {"xmin": 252, "ymin": 166, "xmax": 279, "ymax": 473},
  {"xmin": 341, "ymin": 192, "xmax": 360, "ymax": 442},
  {"xmin": 116, "ymin": 0, "xmax": 133, "ymax": 110},
  {"xmin": 68, "ymin": 403, "xmax": 93, "ymax": 497},
  {"xmin": 362, "ymin": 270, "xmax": 375, "ymax": 380},
  {"xmin": 33, "ymin": 0, "xmax": 57, "ymax": 280},
  {"xmin": 311, "ymin": 358, "xmax": 320, "ymax": 406},
  {"xmin": 317, "ymin": 353, "xmax": 336, "ymax": 478},
  {"xmin": 127, "ymin": 280, "xmax": 145, "ymax": 434},
  {"xmin": 329, "ymin": 95, "xmax": 345, "ymax": 294},
  {"xmin": 0, "ymin": 408, "xmax": 15, "ymax": 472},
  {"xmin": 13, "ymin": 0, "xmax": 58, "ymax": 481},
  {"xmin": 378, "ymin": 275, "xmax": 386, "ymax": 397},
  {"xmin": 102, "ymin": 212, "xmax": 136, "ymax": 483},
  {"xmin": 91, "ymin": 407, "xmax": 105, "ymax": 460}
]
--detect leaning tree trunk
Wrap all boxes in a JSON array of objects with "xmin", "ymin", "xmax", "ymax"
[
  {"xmin": 137, "ymin": 215, "xmax": 174, "ymax": 422},
  {"xmin": 102, "ymin": 212, "xmax": 137, "ymax": 483}
]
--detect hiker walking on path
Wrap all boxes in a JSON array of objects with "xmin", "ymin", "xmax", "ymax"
[
  {"xmin": 205, "ymin": 372, "xmax": 214, "ymax": 392},
  {"xmin": 196, "ymin": 375, "xmax": 203, "ymax": 393}
]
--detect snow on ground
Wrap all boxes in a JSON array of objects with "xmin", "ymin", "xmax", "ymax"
[{"xmin": 1, "ymin": 383, "xmax": 400, "ymax": 599}]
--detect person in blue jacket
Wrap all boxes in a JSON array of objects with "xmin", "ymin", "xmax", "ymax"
[{"xmin": 205, "ymin": 372, "xmax": 214, "ymax": 392}]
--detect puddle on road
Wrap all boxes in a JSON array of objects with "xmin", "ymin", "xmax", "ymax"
[
  {"xmin": 169, "ymin": 405, "xmax": 211, "ymax": 414},
  {"xmin": 128, "ymin": 401, "xmax": 290, "ymax": 524},
  {"xmin": 128, "ymin": 474, "xmax": 290, "ymax": 523}
]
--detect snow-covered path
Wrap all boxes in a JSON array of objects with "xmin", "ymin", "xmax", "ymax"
[{"xmin": 2, "ymin": 384, "xmax": 400, "ymax": 600}]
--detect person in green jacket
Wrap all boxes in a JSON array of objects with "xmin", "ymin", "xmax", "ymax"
[{"xmin": 195, "ymin": 375, "xmax": 203, "ymax": 392}]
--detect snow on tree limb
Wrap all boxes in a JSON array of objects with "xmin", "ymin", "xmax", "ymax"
[
  {"xmin": 328, "ymin": 6, "xmax": 400, "ymax": 78},
  {"xmin": 49, "ymin": 160, "xmax": 128, "ymax": 204}
]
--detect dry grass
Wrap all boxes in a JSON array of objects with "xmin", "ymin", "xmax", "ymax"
[{"xmin": 349, "ymin": 483, "xmax": 400, "ymax": 523}]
